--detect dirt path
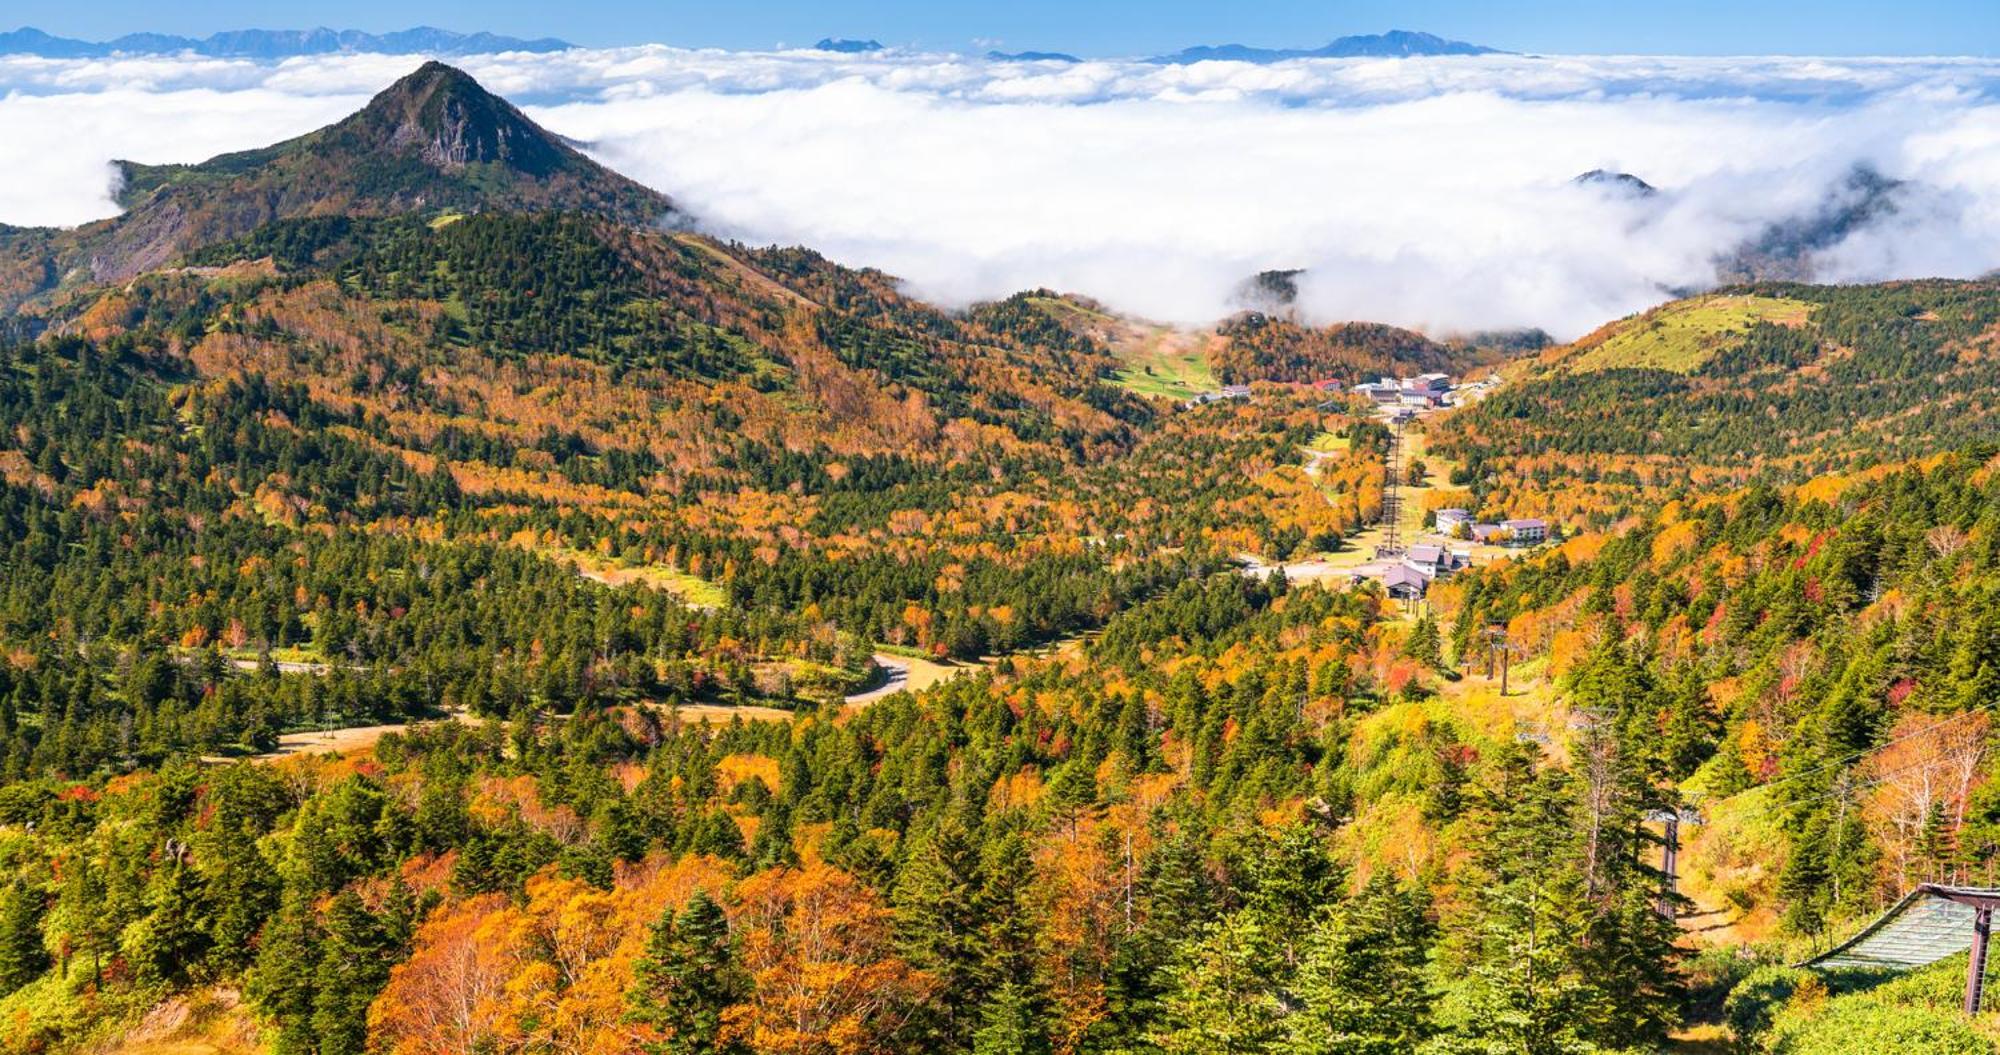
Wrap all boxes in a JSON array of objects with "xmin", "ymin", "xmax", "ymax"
[
  {"xmin": 216, "ymin": 651, "xmax": 978, "ymax": 762},
  {"xmin": 207, "ymin": 710, "xmax": 483, "ymax": 763},
  {"xmin": 843, "ymin": 651, "xmax": 984, "ymax": 705},
  {"xmin": 226, "ymin": 658, "xmax": 342, "ymax": 676},
  {"xmin": 656, "ymin": 703, "xmax": 796, "ymax": 724}
]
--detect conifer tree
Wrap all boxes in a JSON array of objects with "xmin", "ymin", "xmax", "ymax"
[
  {"xmin": 125, "ymin": 857, "xmax": 211, "ymax": 986},
  {"xmin": 972, "ymin": 981, "xmax": 1054, "ymax": 1055},
  {"xmin": 0, "ymin": 880, "xmax": 48, "ymax": 995},
  {"xmin": 1286, "ymin": 876, "xmax": 1436, "ymax": 1055},
  {"xmin": 247, "ymin": 888, "xmax": 323, "ymax": 1055},
  {"xmin": 1153, "ymin": 912, "xmax": 1286, "ymax": 1055},
  {"xmin": 1404, "ymin": 615, "xmax": 1444, "ymax": 671},
  {"xmin": 895, "ymin": 819, "xmax": 989, "ymax": 1048},
  {"xmin": 1105, "ymin": 830, "xmax": 1217, "ymax": 1047},
  {"xmin": 627, "ymin": 890, "xmax": 748, "ymax": 1055},
  {"xmin": 203, "ymin": 821, "xmax": 279, "ymax": 974},
  {"xmin": 312, "ymin": 890, "xmax": 393, "ymax": 1055}
]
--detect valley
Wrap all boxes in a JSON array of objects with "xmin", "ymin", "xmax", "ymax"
[{"xmin": 0, "ymin": 58, "xmax": 1997, "ymax": 1055}]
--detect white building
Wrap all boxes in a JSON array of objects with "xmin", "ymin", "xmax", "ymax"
[{"xmin": 1500, "ymin": 518, "xmax": 1549, "ymax": 545}]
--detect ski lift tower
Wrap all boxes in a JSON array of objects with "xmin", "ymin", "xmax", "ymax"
[{"xmin": 1376, "ymin": 409, "xmax": 1412, "ymax": 559}]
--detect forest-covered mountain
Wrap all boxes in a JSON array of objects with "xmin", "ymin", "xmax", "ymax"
[
  {"xmin": 0, "ymin": 62, "xmax": 668, "ymax": 309},
  {"xmin": 1433, "ymin": 282, "xmax": 2000, "ymax": 527},
  {"xmin": 2, "ymin": 61, "xmax": 2000, "ymax": 1055}
]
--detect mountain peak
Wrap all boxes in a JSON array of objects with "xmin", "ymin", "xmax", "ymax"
[
  {"xmin": 341, "ymin": 61, "xmax": 568, "ymax": 177},
  {"xmin": 2, "ymin": 63, "xmax": 672, "ymax": 302},
  {"xmin": 1573, "ymin": 169, "xmax": 1659, "ymax": 197}
]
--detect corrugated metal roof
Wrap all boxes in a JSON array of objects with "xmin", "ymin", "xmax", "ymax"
[{"xmin": 1807, "ymin": 886, "xmax": 2000, "ymax": 970}]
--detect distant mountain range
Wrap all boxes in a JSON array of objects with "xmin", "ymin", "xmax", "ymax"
[
  {"xmin": 987, "ymin": 50, "xmax": 1081, "ymax": 63},
  {"xmin": 1151, "ymin": 29, "xmax": 1503, "ymax": 64},
  {"xmin": 813, "ymin": 38, "xmax": 884, "ymax": 53},
  {"xmin": 0, "ymin": 25, "xmax": 1504, "ymax": 63},
  {"xmin": 0, "ymin": 25, "xmax": 571, "ymax": 58}
]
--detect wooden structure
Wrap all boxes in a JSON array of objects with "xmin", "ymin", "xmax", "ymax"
[{"xmin": 1804, "ymin": 885, "xmax": 2000, "ymax": 1013}]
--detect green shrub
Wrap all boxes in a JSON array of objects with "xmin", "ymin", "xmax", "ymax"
[
  {"xmin": 1764, "ymin": 1000, "xmax": 1992, "ymax": 1055},
  {"xmin": 1685, "ymin": 945, "xmax": 1775, "ymax": 1025},
  {"xmin": 1725, "ymin": 965, "xmax": 1819, "ymax": 1041}
]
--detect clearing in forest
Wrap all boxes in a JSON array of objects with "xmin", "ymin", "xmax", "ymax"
[
  {"xmin": 539, "ymin": 545, "xmax": 730, "ymax": 608},
  {"xmin": 1565, "ymin": 294, "xmax": 1813, "ymax": 375}
]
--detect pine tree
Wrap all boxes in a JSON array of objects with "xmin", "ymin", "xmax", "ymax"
[
  {"xmin": 0, "ymin": 880, "xmax": 49, "ymax": 995},
  {"xmin": 1285, "ymin": 876, "xmax": 1436, "ymax": 1055},
  {"xmin": 203, "ymin": 820, "xmax": 279, "ymax": 974},
  {"xmin": 312, "ymin": 890, "xmax": 392, "ymax": 1055},
  {"xmin": 1043, "ymin": 759, "xmax": 1099, "ymax": 839},
  {"xmin": 972, "ymin": 981, "xmax": 1054, "ymax": 1055},
  {"xmin": 1153, "ymin": 912, "xmax": 1286, "ymax": 1055},
  {"xmin": 1404, "ymin": 615, "xmax": 1444, "ymax": 670},
  {"xmin": 246, "ymin": 888, "xmax": 322, "ymax": 1055},
  {"xmin": 627, "ymin": 890, "xmax": 748, "ymax": 1055},
  {"xmin": 125, "ymin": 857, "xmax": 212, "ymax": 986},
  {"xmin": 1243, "ymin": 824, "xmax": 1346, "ymax": 973},
  {"xmin": 1105, "ymin": 831, "xmax": 1217, "ymax": 1048},
  {"xmin": 1433, "ymin": 745, "xmax": 1682, "ymax": 1055},
  {"xmin": 895, "ymin": 819, "xmax": 989, "ymax": 1048},
  {"xmin": 976, "ymin": 830, "xmax": 1042, "ymax": 990}
]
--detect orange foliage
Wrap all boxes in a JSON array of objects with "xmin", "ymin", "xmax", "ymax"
[
  {"xmin": 1032, "ymin": 825, "xmax": 1119, "ymax": 1053},
  {"xmin": 1651, "ymin": 519, "xmax": 1700, "ymax": 565},
  {"xmin": 732, "ymin": 864, "xmax": 932, "ymax": 1055},
  {"xmin": 371, "ymin": 856, "xmax": 734, "ymax": 1055}
]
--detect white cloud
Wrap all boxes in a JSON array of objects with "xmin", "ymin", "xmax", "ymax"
[{"xmin": 5, "ymin": 47, "xmax": 2000, "ymax": 337}]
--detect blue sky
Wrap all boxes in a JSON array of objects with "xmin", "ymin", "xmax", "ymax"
[{"xmin": 7, "ymin": 0, "xmax": 2000, "ymax": 56}]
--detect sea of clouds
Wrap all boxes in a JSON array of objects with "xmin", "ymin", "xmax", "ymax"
[{"xmin": 6, "ymin": 46, "xmax": 2000, "ymax": 337}]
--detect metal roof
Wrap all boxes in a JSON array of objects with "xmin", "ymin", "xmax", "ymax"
[{"xmin": 1806, "ymin": 886, "xmax": 2000, "ymax": 970}]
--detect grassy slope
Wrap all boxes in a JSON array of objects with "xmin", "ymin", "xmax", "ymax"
[
  {"xmin": 1023, "ymin": 296, "xmax": 1220, "ymax": 400},
  {"xmin": 1566, "ymin": 294, "xmax": 1813, "ymax": 375},
  {"xmin": 536, "ymin": 546, "xmax": 730, "ymax": 608},
  {"xmin": 1115, "ymin": 343, "xmax": 1218, "ymax": 400}
]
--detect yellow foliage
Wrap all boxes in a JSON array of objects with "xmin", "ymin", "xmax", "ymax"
[
  {"xmin": 992, "ymin": 767, "xmax": 1046, "ymax": 811},
  {"xmin": 718, "ymin": 753, "xmax": 783, "ymax": 797},
  {"xmin": 1651, "ymin": 519, "xmax": 1700, "ymax": 564}
]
